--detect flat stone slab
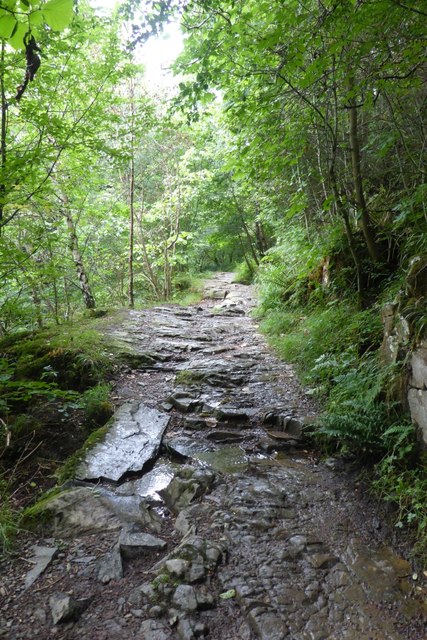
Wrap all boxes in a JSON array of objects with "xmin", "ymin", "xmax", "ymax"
[
  {"xmin": 25, "ymin": 545, "xmax": 58, "ymax": 589},
  {"xmin": 119, "ymin": 530, "xmax": 167, "ymax": 558},
  {"xmin": 76, "ymin": 402, "xmax": 170, "ymax": 482}
]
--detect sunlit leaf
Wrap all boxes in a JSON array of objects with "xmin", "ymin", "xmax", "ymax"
[
  {"xmin": 0, "ymin": 13, "xmax": 17, "ymax": 39},
  {"xmin": 29, "ymin": 10, "xmax": 44, "ymax": 27},
  {"xmin": 9, "ymin": 21, "xmax": 27, "ymax": 49},
  {"xmin": 42, "ymin": 0, "xmax": 74, "ymax": 31}
]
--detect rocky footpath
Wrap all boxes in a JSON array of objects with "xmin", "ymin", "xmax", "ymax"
[{"xmin": 1, "ymin": 273, "xmax": 426, "ymax": 640}]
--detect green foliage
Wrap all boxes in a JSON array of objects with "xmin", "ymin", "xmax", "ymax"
[
  {"xmin": 0, "ymin": 481, "xmax": 20, "ymax": 555},
  {"xmin": 317, "ymin": 402, "xmax": 393, "ymax": 456},
  {"xmin": 171, "ymin": 274, "xmax": 205, "ymax": 305},
  {"xmin": 261, "ymin": 303, "xmax": 382, "ymax": 388},
  {"xmin": 233, "ymin": 259, "xmax": 256, "ymax": 285},
  {"xmin": 175, "ymin": 369, "xmax": 204, "ymax": 386},
  {"xmin": 0, "ymin": 0, "xmax": 75, "ymax": 48},
  {"xmin": 81, "ymin": 383, "xmax": 113, "ymax": 426},
  {"xmin": 373, "ymin": 428, "xmax": 427, "ymax": 552}
]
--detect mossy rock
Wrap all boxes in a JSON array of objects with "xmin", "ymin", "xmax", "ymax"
[
  {"xmin": 86, "ymin": 400, "xmax": 114, "ymax": 426},
  {"xmin": 84, "ymin": 309, "xmax": 109, "ymax": 319},
  {"xmin": 21, "ymin": 487, "xmax": 61, "ymax": 531},
  {"xmin": 56, "ymin": 424, "xmax": 110, "ymax": 484},
  {"xmin": 175, "ymin": 370, "xmax": 206, "ymax": 386}
]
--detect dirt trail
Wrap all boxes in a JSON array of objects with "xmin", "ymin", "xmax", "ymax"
[{"xmin": 1, "ymin": 273, "xmax": 426, "ymax": 640}]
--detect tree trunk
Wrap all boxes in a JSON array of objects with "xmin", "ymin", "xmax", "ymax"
[
  {"xmin": 128, "ymin": 153, "xmax": 135, "ymax": 309},
  {"xmin": 64, "ymin": 209, "xmax": 96, "ymax": 309},
  {"xmin": 128, "ymin": 80, "xmax": 136, "ymax": 308},
  {"xmin": 0, "ymin": 42, "xmax": 7, "ymax": 230},
  {"xmin": 254, "ymin": 203, "xmax": 269, "ymax": 256},
  {"xmin": 330, "ymin": 166, "xmax": 364, "ymax": 299},
  {"xmin": 347, "ymin": 75, "xmax": 381, "ymax": 263}
]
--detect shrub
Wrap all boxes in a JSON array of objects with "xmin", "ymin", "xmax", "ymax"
[{"xmin": 233, "ymin": 259, "xmax": 257, "ymax": 284}]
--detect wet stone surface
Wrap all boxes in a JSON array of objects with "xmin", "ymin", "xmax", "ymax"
[{"xmin": 1, "ymin": 273, "xmax": 427, "ymax": 640}]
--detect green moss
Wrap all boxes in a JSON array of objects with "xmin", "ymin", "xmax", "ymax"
[
  {"xmin": 82, "ymin": 383, "xmax": 113, "ymax": 425},
  {"xmin": 175, "ymin": 370, "xmax": 205, "ymax": 386},
  {"xmin": 151, "ymin": 573, "xmax": 170, "ymax": 590},
  {"xmin": 21, "ymin": 486, "xmax": 63, "ymax": 530}
]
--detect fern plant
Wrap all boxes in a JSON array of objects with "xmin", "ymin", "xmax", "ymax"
[{"xmin": 317, "ymin": 401, "xmax": 391, "ymax": 455}]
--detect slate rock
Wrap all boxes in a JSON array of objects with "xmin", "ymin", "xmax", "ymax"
[
  {"xmin": 160, "ymin": 477, "xmax": 200, "ymax": 513},
  {"xmin": 119, "ymin": 529, "xmax": 167, "ymax": 559},
  {"xmin": 97, "ymin": 545, "xmax": 123, "ymax": 583},
  {"xmin": 49, "ymin": 593, "xmax": 91, "ymax": 624},
  {"xmin": 175, "ymin": 510, "xmax": 195, "ymax": 537},
  {"xmin": 165, "ymin": 559, "xmax": 190, "ymax": 577},
  {"xmin": 215, "ymin": 407, "xmax": 251, "ymax": 422},
  {"xmin": 168, "ymin": 392, "xmax": 202, "ymax": 413},
  {"xmin": 35, "ymin": 487, "xmax": 121, "ymax": 536},
  {"xmin": 177, "ymin": 618, "xmax": 208, "ymax": 640},
  {"xmin": 196, "ymin": 586, "xmax": 215, "ymax": 610},
  {"xmin": 115, "ymin": 462, "xmax": 175, "ymax": 507},
  {"xmin": 160, "ymin": 467, "xmax": 215, "ymax": 514},
  {"xmin": 206, "ymin": 429, "xmax": 246, "ymax": 443},
  {"xmin": 184, "ymin": 417, "xmax": 208, "ymax": 430},
  {"xmin": 177, "ymin": 618, "xmax": 195, "ymax": 640},
  {"xmin": 76, "ymin": 402, "xmax": 170, "ymax": 482},
  {"xmin": 308, "ymin": 553, "xmax": 339, "ymax": 570},
  {"xmin": 25, "ymin": 545, "xmax": 58, "ymax": 589},
  {"xmin": 247, "ymin": 610, "xmax": 288, "ymax": 640},
  {"xmin": 139, "ymin": 619, "xmax": 170, "ymax": 640},
  {"xmin": 172, "ymin": 585, "xmax": 198, "ymax": 612}
]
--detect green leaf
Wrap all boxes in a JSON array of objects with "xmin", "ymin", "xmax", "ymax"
[
  {"xmin": 0, "ymin": 14, "xmax": 17, "ymax": 39},
  {"xmin": 42, "ymin": 0, "xmax": 74, "ymax": 31},
  {"xmin": 219, "ymin": 589, "xmax": 236, "ymax": 600},
  {"xmin": 29, "ymin": 10, "xmax": 44, "ymax": 27},
  {"xmin": 9, "ymin": 21, "xmax": 27, "ymax": 49}
]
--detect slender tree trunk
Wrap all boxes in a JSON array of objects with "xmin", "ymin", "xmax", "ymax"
[
  {"xmin": 0, "ymin": 42, "xmax": 7, "ymax": 230},
  {"xmin": 128, "ymin": 80, "xmax": 136, "ymax": 308},
  {"xmin": 137, "ymin": 216, "xmax": 161, "ymax": 296},
  {"xmin": 231, "ymin": 189, "xmax": 259, "ymax": 265},
  {"xmin": 129, "ymin": 153, "xmax": 135, "ymax": 309},
  {"xmin": 347, "ymin": 74, "xmax": 381, "ymax": 263},
  {"xmin": 163, "ymin": 245, "xmax": 171, "ymax": 299},
  {"xmin": 63, "ymin": 277, "xmax": 71, "ymax": 320},
  {"xmin": 329, "ymin": 76, "xmax": 363, "ymax": 301},
  {"xmin": 64, "ymin": 209, "xmax": 96, "ymax": 309},
  {"xmin": 330, "ymin": 166, "xmax": 363, "ymax": 299},
  {"xmin": 237, "ymin": 234, "xmax": 254, "ymax": 275},
  {"xmin": 31, "ymin": 287, "xmax": 43, "ymax": 329}
]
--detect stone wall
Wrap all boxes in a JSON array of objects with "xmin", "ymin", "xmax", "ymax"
[
  {"xmin": 380, "ymin": 255, "xmax": 427, "ymax": 446},
  {"xmin": 408, "ymin": 341, "xmax": 427, "ymax": 446}
]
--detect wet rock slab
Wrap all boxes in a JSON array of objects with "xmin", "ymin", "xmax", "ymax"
[{"xmin": 76, "ymin": 402, "xmax": 170, "ymax": 482}]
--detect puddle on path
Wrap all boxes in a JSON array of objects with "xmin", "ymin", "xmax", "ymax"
[
  {"xmin": 194, "ymin": 446, "xmax": 250, "ymax": 473},
  {"xmin": 194, "ymin": 447, "xmax": 275, "ymax": 474}
]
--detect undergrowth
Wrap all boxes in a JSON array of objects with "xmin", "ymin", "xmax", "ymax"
[
  {"xmin": 233, "ymin": 258, "xmax": 257, "ymax": 284},
  {"xmin": 0, "ymin": 320, "xmax": 116, "ymax": 553},
  {"xmin": 171, "ymin": 272, "xmax": 207, "ymax": 305},
  {"xmin": 257, "ymin": 224, "xmax": 427, "ymax": 555}
]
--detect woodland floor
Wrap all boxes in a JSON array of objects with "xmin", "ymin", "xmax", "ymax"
[{"xmin": 1, "ymin": 273, "xmax": 427, "ymax": 640}]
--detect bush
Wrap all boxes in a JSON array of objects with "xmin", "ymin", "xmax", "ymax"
[{"xmin": 233, "ymin": 259, "xmax": 257, "ymax": 284}]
